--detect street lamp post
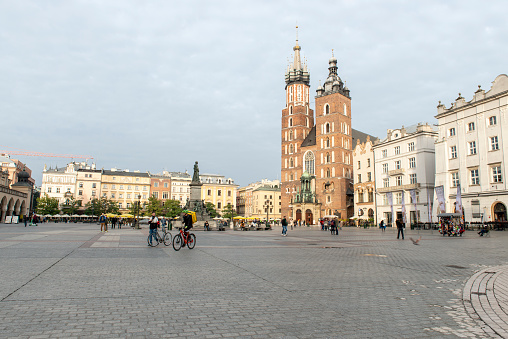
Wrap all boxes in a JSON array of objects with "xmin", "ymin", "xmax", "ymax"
[
  {"xmin": 135, "ymin": 194, "xmax": 141, "ymax": 229},
  {"xmin": 264, "ymin": 199, "xmax": 270, "ymax": 228}
]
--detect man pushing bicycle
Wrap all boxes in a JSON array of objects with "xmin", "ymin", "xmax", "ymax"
[{"xmin": 148, "ymin": 212, "xmax": 159, "ymax": 246}]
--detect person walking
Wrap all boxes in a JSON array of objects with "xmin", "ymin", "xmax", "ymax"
[
  {"xmin": 99, "ymin": 213, "xmax": 107, "ymax": 232},
  {"xmin": 379, "ymin": 220, "xmax": 386, "ymax": 232},
  {"xmin": 396, "ymin": 218, "xmax": 404, "ymax": 240},
  {"xmin": 281, "ymin": 216, "xmax": 288, "ymax": 236},
  {"xmin": 330, "ymin": 219, "xmax": 335, "ymax": 235},
  {"xmin": 336, "ymin": 219, "xmax": 341, "ymax": 235},
  {"xmin": 148, "ymin": 212, "xmax": 159, "ymax": 246}
]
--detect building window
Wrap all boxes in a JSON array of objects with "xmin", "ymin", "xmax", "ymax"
[
  {"xmin": 290, "ymin": 157, "xmax": 294, "ymax": 168},
  {"xmin": 489, "ymin": 116, "xmax": 497, "ymax": 126},
  {"xmin": 467, "ymin": 122, "xmax": 475, "ymax": 132},
  {"xmin": 449, "ymin": 128, "xmax": 456, "ymax": 137},
  {"xmin": 127, "ymin": 203, "xmax": 131, "ymax": 208},
  {"xmin": 143, "ymin": 187, "xmax": 147, "ymax": 191},
  {"xmin": 162, "ymin": 192, "xmax": 168, "ymax": 199},
  {"xmin": 408, "ymin": 142, "xmax": 414, "ymax": 151},
  {"xmin": 218, "ymin": 190, "xmax": 222, "ymax": 196},
  {"xmin": 91, "ymin": 191, "xmax": 96, "ymax": 196},
  {"xmin": 47, "ymin": 187, "xmax": 52, "ymax": 193},
  {"xmin": 111, "ymin": 193, "xmax": 115, "ymax": 198},
  {"xmin": 395, "ymin": 192, "xmax": 402, "ymax": 204},
  {"xmin": 92, "ymin": 183, "xmax": 96, "ymax": 188},
  {"xmin": 410, "ymin": 191, "xmax": 419, "ymax": 203},
  {"xmin": 395, "ymin": 146, "xmax": 400, "ymax": 155},
  {"xmin": 357, "ymin": 174, "xmax": 362, "ymax": 183},
  {"xmin": 469, "ymin": 141, "xmax": 477, "ymax": 155},
  {"xmin": 103, "ymin": 184, "xmax": 107, "ymax": 189},
  {"xmin": 408, "ymin": 157, "xmax": 416, "ymax": 168},
  {"xmin": 367, "ymin": 172, "xmax": 372, "ymax": 182},
  {"xmin": 451, "ymin": 172, "xmax": 459, "ymax": 187},
  {"xmin": 207, "ymin": 189, "xmax": 211, "ymax": 196},
  {"xmin": 325, "ymin": 123, "xmax": 330, "ymax": 133},
  {"xmin": 493, "ymin": 166, "xmax": 503, "ymax": 183},
  {"xmin": 66, "ymin": 188, "xmax": 71, "ymax": 193},
  {"xmin": 154, "ymin": 182, "xmax": 159, "ymax": 187},
  {"xmin": 382, "ymin": 150, "xmax": 387, "ymax": 158},
  {"xmin": 357, "ymin": 161, "xmax": 361, "ymax": 169},
  {"xmin": 367, "ymin": 159, "xmax": 371, "ymax": 167},
  {"xmin": 383, "ymin": 178, "xmax": 390, "ymax": 188},
  {"xmin": 127, "ymin": 194, "xmax": 131, "ymax": 199},
  {"xmin": 78, "ymin": 190, "xmax": 83, "ymax": 196},
  {"xmin": 396, "ymin": 176, "xmax": 402, "ymax": 186},
  {"xmin": 326, "ymin": 168, "xmax": 331, "ymax": 178},
  {"xmin": 119, "ymin": 193, "xmax": 124, "ymax": 198},
  {"xmin": 135, "ymin": 186, "xmax": 139, "ymax": 191},
  {"xmin": 325, "ymin": 137, "xmax": 330, "ymax": 148},
  {"xmin": 382, "ymin": 163, "xmax": 388, "ymax": 173},
  {"xmin": 120, "ymin": 185, "xmax": 124, "ymax": 190},
  {"xmin": 470, "ymin": 169, "xmax": 479, "ymax": 185},
  {"xmin": 395, "ymin": 160, "xmax": 401, "ymax": 169},
  {"xmin": 326, "ymin": 153, "xmax": 331, "ymax": 164},
  {"xmin": 368, "ymin": 191, "xmax": 374, "ymax": 202},
  {"xmin": 304, "ymin": 151, "xmax": 315, "ymax": 175},
  {"xmin": 152, "ymin": 192, "xmax": 158, "ymax": 198},
  {"xmin": 112, "ymin": 184, "xmax": 116, "ymax": 189},
  {"xmin": 490, "ymin": 136, "xmax": 499, "ymax": 151},
  {"xmin": 79, "ymin": 182, "xmax": 83, "ymax": 188},
  {"xmin": 358, "ymin": 191, "xmax": 364, "ymax": 203},
  {"xmin": 56, "ymin": 188, "xmax": 60, "ymax": 193},
  {"xmin": 164, "ymin": 183, "xmax": 168, "ymax": 188},
  {"xmin": 118, "ymin": 203, "xmax": 122, "ymax": 208},
  {"xmin": 289, "ymin": 118, "xmax": 293, "ymax": 127},
  {"xmin": 409, "ymin": 173, "xmax": 417, "ymax": 184},
  {"xmin": 228, "ymin": 190, "xmax": 231, "ymax": 197},
  {"xmin": 450, "ymin": 146, "xmax": 457, "ymax": 159}
]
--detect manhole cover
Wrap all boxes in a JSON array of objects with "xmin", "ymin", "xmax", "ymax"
[{"xmin": 446, "ymin": 265, "xmax": 467, "ymax": 269}]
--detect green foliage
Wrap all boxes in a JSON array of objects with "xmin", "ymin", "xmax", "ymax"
[
  {"xmin": 162, "ymin": 199, "xmax": 182, "ymax": 218},
  {"xmin": 36, "ymin": 194, "xmax": 60, "ymax": 215},
  {"xmin": 145, "ymin": 196, "xmax": 163, "ymax": 215},
  {"xmin": 61, "ymin": 197, "xmax": 81, "ymax": 215},
  {"xmin": 222, "ymin": 203, "xmax": 237, "ymax": 220},
  {"xmin": 84, "ymin": 197, "xmax": 120, "ymax": 215},
  {"xmin": 205, "ymin": 202, "xmax": 218, "ymax": 218}
]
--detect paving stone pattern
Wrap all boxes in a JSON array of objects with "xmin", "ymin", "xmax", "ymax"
[{"xmin": 1, "ymin": 223, "xmax": 508, "ymax": 338}]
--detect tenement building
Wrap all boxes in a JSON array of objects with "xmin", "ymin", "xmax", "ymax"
[
  {"xmin": 352, "ymin": 134, "xmax": 378, "ymax": 223},
  {"xmin": 373, "ymin": 124, "xmax": 437, "ymax": 226},
  {"xmin": 281, "ymin": 35, "xmax": 353, "ymax": 224},
  {"xmin": 434, "ymin": 75, "xmax": 508, "ymax": 222},
  {"xmin": 237, "ymin": 179, "xmax": 280, "ymax": 217}
]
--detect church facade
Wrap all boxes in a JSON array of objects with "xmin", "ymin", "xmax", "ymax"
[{"xmin": 281, "ymin": 36, "xmax": 354, "ymax": 224}]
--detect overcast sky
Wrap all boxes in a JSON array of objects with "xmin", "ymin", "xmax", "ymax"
[{"xmin": 1, "ymin": 0, "xmax": 507, "ymax": 187}]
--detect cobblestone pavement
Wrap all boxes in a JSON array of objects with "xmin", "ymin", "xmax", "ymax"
[{"xmin": 1, "ymin": 223, "xmax": 508, "ymax": 338}]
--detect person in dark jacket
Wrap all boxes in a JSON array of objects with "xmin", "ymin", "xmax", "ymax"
[{"xmin": 396, "ymin": 219, "xmax": 404, "ymax": 239}]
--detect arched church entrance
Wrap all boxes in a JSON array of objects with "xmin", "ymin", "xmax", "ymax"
[
  {"xmin": 296, "ymin": 209, "xmax": 302, "ymax": 222},
  {"xmin": 493, "ymin": 202, "xmax": 507, "ymax": 222},
  {"xmin": 305, "ymin": 209, "xmax": 313, "ymax": 225}
]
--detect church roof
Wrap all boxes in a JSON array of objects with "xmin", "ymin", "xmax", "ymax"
[
  {"xmin": 300, "ymin": 125, "xmax": 316, "ymax": 147},
  {"xmin": 352, "ymin": 129, "xmax": 378, "ymax": 145}
]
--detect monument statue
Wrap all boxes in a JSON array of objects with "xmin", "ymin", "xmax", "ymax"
[{"xmin": 192, "ymin": 161, "xmax": 201, "ymax": 184}]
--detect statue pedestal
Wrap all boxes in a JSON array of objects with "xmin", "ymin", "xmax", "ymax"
[{"xmin": 189, "ymin": 183, "xmax": 202, "ymax": 201}]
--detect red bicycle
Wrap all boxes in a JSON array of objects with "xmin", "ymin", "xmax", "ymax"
[{"xmin": 172, "ymin": 227, "xmax": 196, "ymax": 251}]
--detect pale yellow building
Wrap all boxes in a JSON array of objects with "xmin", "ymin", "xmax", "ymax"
[
  {"xmin": 75, "ymin": 168, "xmax": 102, "ymax": 209},
  {"xmin": 200, "ymin": 174, "xmax": 237, "ymax": 213},
  {"xmin": 250, "ymin": 185, "xmax": 281, "ymax": 220},
  {"xmin": 237, "ymin": 179, "xmax": 280, "ymax": 218},
  {"xmin": 101, "ymin": 169, "xmax": 150, "ymax": 212}
]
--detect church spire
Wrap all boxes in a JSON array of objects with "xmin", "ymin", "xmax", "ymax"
[
  {"xmin": 285, "ymin": 26, "xmax": 310, "ymax": 87},
  {"xmin": 293, "ymin": 26, "xmax": 302, "ymax": 70}
]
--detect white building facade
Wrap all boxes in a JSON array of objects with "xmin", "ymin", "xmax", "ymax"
[
  {"xmin": 434, "ymin": 74, "xmax": 508, "ymax": 222},
  {"xmin": 352, "ymin": 136, "xmax": 377, "ymax": 222},
  {"xmin": 373, "ymin": 124, "xmax": 437, "ymax": 226},
  {"xmin": 41, "ymin": 162, "xmax": 91, "ymax": 204}
]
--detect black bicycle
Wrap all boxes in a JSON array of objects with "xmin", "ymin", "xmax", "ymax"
[{"xmin": 148, "ymin": 227, "xmax": 172, "ymax": 247}]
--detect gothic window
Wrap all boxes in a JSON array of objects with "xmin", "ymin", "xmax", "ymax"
[
  {"xmin": 289, "ymin": 130, "xmax": 293, "ymax": 141},
  {"xmin": 289, "ymin": 106, "xmax": 293, "ymax": 115},
  {"xmin": 326, "ymin": 168, "xmax": 331, "ymax": 178},
  {"xmin": 289, "ymin": 118, "xmax": 293, "ymax": 127},
  {"xmin": 326, "ymin": 153, "xmax": 331, "ymax": 164},
  {"xmin": 297, "ymin": 85, "xmax": 302, "ymax": 101},
  {"xmin": 306, "ymin": 117, "xmax": 309, "ymax": 127},
  {"xmin": 324, "ymin": 104, "xmax": 330, "ymax": 116},
  {"xmin": 289, "ymin": 144, "xmax": 294, "ymax": 154},
  {"xmin": 343, "ymin": 103, "xmax": 347, "ymax": 116},
  {"xmin": 326, "ymin": 137, "xmax": 330, "ymax": 148},
  {"xmin": 290, "ymin": 157, "xmax": 294, "ymax": 168},
  {"xmin": 325, "ymin": 123, "xmax": 330, "ymax": 134},
  {"xmin": 304, "ymin": 151, "xmax": 315, "ymax": 175}
]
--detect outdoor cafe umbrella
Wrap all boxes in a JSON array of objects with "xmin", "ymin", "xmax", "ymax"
[
  {"xmin": 120, "ymin": 214, "xmax": 134, "ymax": 218},
  {"xmin": 233, "ymin": 216, "xmax": 245, "ymax": 220}
]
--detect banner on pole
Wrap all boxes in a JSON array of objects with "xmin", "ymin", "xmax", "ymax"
[
  {"xmin": 410, "ymin": 189, "xmax": 418, "ymax": 223},
  {"xmin": 435, "ymin": 185, "xmax": 446, "ymax": 214},
  {"xmin": 427, "ymin": 193, "xmax": 433, "ymax": 223},
  {"xmin": 387, "ymin": 192, "xmax": 394, "ymax": 225},
  {"xmin": 401, "ymin": 192, "xmax": 407, "ymax": 224},
  {"xmin": 456, "ymin": 184, "xmax": 463, "ymax": 215}
]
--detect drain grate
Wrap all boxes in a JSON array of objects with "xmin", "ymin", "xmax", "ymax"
[{"xmin": 446, "ymin": 265, "xmax": 467, "ymax": 269}]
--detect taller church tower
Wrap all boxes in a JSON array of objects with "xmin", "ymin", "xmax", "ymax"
[{"xmin": 281, "ymin": 28, "xmax": 314, "ymax": 218}]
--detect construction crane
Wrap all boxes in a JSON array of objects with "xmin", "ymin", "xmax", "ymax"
[{"xmin": 0, "ymin": 146, "xmax": 93, "ymax": 160}]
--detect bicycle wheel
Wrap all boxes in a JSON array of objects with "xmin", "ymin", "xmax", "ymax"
[
  {"xmin": 187, "ymin": 233, "xmax": 196, "ymax": 249},
  {"xmin": 172, "ymin": 234, "xmax": 183, "ymax": 251},
  {"xmin": 149, "ymin": 232, "xmax": 160, "ymax": 247},
  {"xmin": 163, "ymin": 232, "xmax": 172, "ymax": 246}
]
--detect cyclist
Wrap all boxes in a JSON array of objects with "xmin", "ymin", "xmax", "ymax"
[
  {"xmin": 148, "ymin": 212, "xmax": 159, "ymax": 246},
  {"xmin": 182, "ymin": 210, "xmax": 194, "ymax": 241}
]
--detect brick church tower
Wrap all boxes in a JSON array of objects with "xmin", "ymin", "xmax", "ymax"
[
  {"xmin": 281, "ymin": 32, "xmax": 354, "ymax": 223},
  {"xmin": 281, "ymin": 30, "xmax": 314, "ymax": 219}
]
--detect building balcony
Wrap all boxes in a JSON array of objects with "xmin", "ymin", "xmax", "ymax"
[
  {"xmin": 388, "ymin": 168, "xmax": 405, "ymax": 176},
  {"xmin": 377, "ymin": 183, "xmax": 420, "ymax": 193}
]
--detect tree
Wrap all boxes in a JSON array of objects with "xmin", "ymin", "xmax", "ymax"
[
  {"xmin": 36, "ymin": 194, "xmax": 60, "ymax": 215},
  {"xmin": 84, "ymin": 197, "xmax": 119, "ymax": 216},
  {"xmin": 145, "ymin": 196, "xmax": 163, "ymax": 215},
  {"xmin": 61, "ymin": 197, "xmax": 81, "ymax": 215},
  {"xmin": 162, "ymin": 199, "xmax": 182, "ymax": 218},
  {"xmin": 205, "ymin": 202, "xmax": 218, "ymax": 218},
  {"xmin": 222, "ymin": 203, "xmax": 237, "ymax": 220}
]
